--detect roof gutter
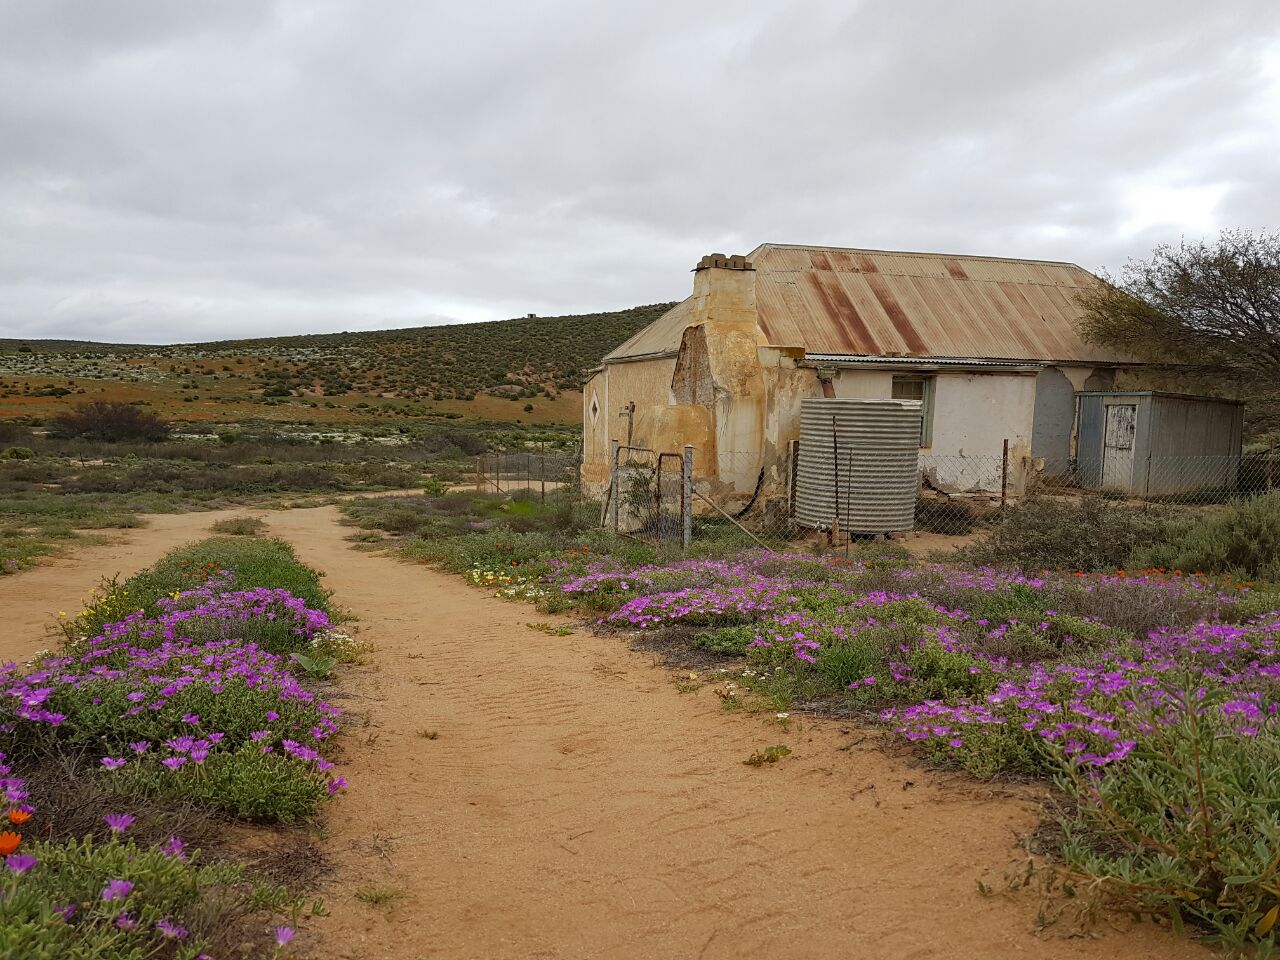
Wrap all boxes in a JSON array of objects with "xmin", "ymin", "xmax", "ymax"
[{"xmin": 799, "ymin": 354, "xmax": 1046, "ymax": 374}]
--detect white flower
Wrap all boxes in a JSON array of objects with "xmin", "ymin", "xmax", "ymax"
[{"xmin": 775, "ymin": 712, "xmax": 789, "ymax": 720}]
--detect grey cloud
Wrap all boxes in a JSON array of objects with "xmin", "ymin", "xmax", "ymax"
[{"xmin": 1, "ymin": 0, "xmax": 1278, "ymax": 342}]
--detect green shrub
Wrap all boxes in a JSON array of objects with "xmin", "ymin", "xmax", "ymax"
[
  {"xmin": 0, "ymin": 446, "xmax": 34, "ymax": 460},
  {"xmin": 207, "ymin": 515, "xmax": 266, "ymax": 536},
  {"xmin": 405, "ymin": 529, "xmax": 562, "ymax": 575},
  {"xmin": 1131, "ymin": 492, "xmax": 1280, "ymax": 581},
  {"xmin": 1056, "ymin": 691, "xmax": 1280, "ymax": 951},
  {"xmin": 693, "ymin": 624, "xmax": 758, "ymax": 655},
  {"xmin": 0, "ymin": 834, "xmax": 299, "ymax": 959},
  {"xmin": 961, "ymin": 496, "xmax": 1188, "ymax": 572},
  {"xmin": 119, "ymin": 745, "xmax": 330, "ymax": 822}
]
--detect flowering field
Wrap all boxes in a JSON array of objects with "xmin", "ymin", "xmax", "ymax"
[
  {"xmin": 450, "ymin": 540, "xmax": 1280, "ymax": 950},
  {"xmin": 0, "ymin": 536, "xmax": 354, "ymax": 958}
]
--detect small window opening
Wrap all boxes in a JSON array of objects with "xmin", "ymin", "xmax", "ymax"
[{"xmin": 891, "ymin": 375, "xmax": 935, "ymax": 448}]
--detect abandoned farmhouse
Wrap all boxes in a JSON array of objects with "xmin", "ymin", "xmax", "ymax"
[{"xmin": 580, "ymin": 244, "xmax": 1243, "ymax": 516}]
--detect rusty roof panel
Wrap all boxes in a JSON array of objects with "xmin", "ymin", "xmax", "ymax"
[
  {"xmin": 606, "ymin": 243, "xmax": 1123, "ymax": 364},
  {"xmin": 751, "ymin": 243, "xmax": 1116, "ymax": 363}
]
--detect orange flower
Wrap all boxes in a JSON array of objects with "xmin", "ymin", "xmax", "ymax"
[
  {"xmin": 0, "ymin": 832, "xmax": 21, "ymax": 855},
  {"xmin": 6, "ymin": 809, "xmax": 30, "ymax": 826}
]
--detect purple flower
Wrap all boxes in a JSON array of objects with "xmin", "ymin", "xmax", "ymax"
[
  {"xmin": 181, "ymin": 713, "xmax": 200, "ymax": 725},
  {"xmin": 115, "ymin": 912, "xmax": 138, "ymax": 930},
  {"xmin": 53, "ymin": 902, "xmax": 76, "ymax": 920},
  {"xmin": 326, "ymin": 775, "xmax": 348, "ymax": 795},
  {"xmin": 156, "ymin": 918, "xmax": 187, "ymax": 940},
  {"xmin": 129, "ymin": 741, "xmax": 150, "ymax": 754},
  {"xmin": 161, "ymin": 756, "xmax": 188, "ymax": 771},
  {"xmin": 161, "ymin": 836, "xmax": 188, "ymax": 860},
  {"xmin": 100, "ymin": 756, "xmax": 127, "ymax": 770},
  {"xmin": 101, "ymin": 878, "xmax": 135, "ymax": 901},
  {"xmin": 6, "ymin": 853, "xmax": 37, "ymax": 874},
  {"xmin": 276, "ymin": 926, "xmax": 296, "ymax": 946},
  {"xmin": 103, "ymin": 812, "xmax": 136, "ymax": 834}
]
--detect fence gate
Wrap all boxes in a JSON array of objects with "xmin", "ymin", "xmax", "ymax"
[{"xmin": 605, "ymin": 443, "xmax": 691, "ymax": 547}]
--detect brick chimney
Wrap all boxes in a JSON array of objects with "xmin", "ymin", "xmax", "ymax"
[
  {"xmin": 681, "ymin": 253, "xmax": 766, "ymax": 487},
  {"xmin": 690, "ymin": 253, "xmax": 756, "ymax": 331}
]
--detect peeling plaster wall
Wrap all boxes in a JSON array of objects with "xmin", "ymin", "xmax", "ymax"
[
  {"xmin": 1031, "ymin": 366, "xmax": 1077, "ymax": 471},
  {"xmin": 831, "ymin": 369, "xmax": 895, "ymax": 399},
  {"xmin": 926, "ymin": 373, "xmax": 1037, "ymax": 493}
]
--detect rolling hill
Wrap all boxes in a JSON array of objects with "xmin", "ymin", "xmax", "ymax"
[{"xmin": 0, "ymin": 303, "xmax": 675, "ymax": 425}]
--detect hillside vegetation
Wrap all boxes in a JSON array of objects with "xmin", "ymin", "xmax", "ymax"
[{"xmin": 0, "ymin": 303, "xmax": 673, "ymax": 424}]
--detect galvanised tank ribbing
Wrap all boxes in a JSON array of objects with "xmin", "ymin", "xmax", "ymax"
[{"xmin": 794, "ymin": 398, "xmax": 921, "ymax": 534}]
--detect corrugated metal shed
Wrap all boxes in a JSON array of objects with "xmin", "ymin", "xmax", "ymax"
[
  {"xmin": 605, "ymin": 243, "xmax": 1123, "ymax": 364},
  {"xmin": 1075, "ymin": 391, "xmax": 1244, "ymax": 496}
]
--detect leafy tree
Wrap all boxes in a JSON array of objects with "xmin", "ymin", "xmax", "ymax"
[{"xmin": 1079, "ymin": 231, "xmax": 1279, "ymax": 424}]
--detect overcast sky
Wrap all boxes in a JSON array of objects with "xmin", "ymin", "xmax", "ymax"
[{"xmin": 2, "ymin": 1, "xmax": 1279, "ymax": 344}]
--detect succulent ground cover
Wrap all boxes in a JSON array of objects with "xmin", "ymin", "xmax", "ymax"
[
  {"xmin": 0, "ymin": 536, "xmax": 353, "ymax": 957},
  {"xmin": 340, "ymin": 489, "xmax": 1280, "ymax": 952},
  {"xmin": 541, "ymin": 551, "xmax": 1280, "ymax": 950}
]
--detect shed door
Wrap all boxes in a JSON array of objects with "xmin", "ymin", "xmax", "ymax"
[{"xmin": 1101, "ymin": 404, "xmax": 1137, "ymax": 490}]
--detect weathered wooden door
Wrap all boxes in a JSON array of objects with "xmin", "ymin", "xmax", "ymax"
[{"xmin": 1101, "ymin": 404, "xmax": 1137, "ymax": 490}]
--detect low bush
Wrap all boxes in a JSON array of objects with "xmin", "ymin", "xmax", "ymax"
[
  {"xmin": 1056, "ymin": 689, "xmax": 1280, "ymax": 952},
  {"xmin": 0, "ymin": 829, "xmax": 303, "ymax": 959},
  {"xmin": 208, "ymin": 515, "xmax": 266, "ymax": 536},
  {"xmin": 1132, "ymin": 491, "xmax": 1280, "ymax": 581},
  {"xmin": 960, "ymin": 496, "xmax": 1188, "ymax": 572},
  {"xmin": 49, "ymin": 401, "xmax": 170, "ymax": 443}
]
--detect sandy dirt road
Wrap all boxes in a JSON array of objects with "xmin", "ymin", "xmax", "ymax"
[{"xmin": 0, "ymin": 505, "xmax": 1207, "ymax": 960}]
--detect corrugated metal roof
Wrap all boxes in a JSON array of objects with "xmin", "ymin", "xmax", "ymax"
[
  {"xmin": 752, "ymin": 244, "xmax": 1115, "ymax": 362},
  {"xmin": 603, "ymin": 297, "xmax": 693, "ymax": 361},
  {"xmin": 605, "ymin": 243, "xmax": 1124, "ymax": 364}
]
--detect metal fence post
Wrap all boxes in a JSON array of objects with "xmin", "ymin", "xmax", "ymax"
[
  {"xmin": 610, "ymin": 439, "xmax": 621, "ymax": 534},
  {"xmin": 476, "ymin": 455, "xmax": 482, "ymax": 492},
  {"xmin": 682, "ymin": 444, "xmax": 693, "ymax": 552},
  {"xmin": 1000, "ymin": 439, "xmax": 1009, "ymax": 511}
]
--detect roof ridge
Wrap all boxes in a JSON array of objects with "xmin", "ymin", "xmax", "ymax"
[{"xmin": 753, "ymin": 241, "xmax": 1084, "ymax": 271}]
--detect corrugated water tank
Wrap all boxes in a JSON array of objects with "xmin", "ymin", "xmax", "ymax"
[{"xmin": 793, "ymin": 398, "xmax": 921, "ymax": 534}]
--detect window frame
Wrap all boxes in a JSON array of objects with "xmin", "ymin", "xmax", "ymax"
[{"xmin": 891, "ymin": 374, "xmax": 935, "ymax": 448}]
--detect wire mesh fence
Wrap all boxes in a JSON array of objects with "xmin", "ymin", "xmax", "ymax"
[
  {"xmin": 690, "ymin": 450, "xmax": 1280, "ymax": 546},
  {"xmin": 474, "ymin": 449, "xmax": 581, "ymax": 500},
  {"xmin": 476, "ymin": 445, "xmax": 1280, "ymax": 552}
]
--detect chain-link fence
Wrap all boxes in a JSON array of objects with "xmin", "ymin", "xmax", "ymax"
[
  {"xmin": 477, "ymin": 445, "xmax": 1280, "ymax": 551},
  {"xmin": 474, "ymin": 448, "xmax": 580, "ymax": 500},
  {"xmin": 689, "ymin": 450, "xmax": 1280, "ymax": 546}
]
